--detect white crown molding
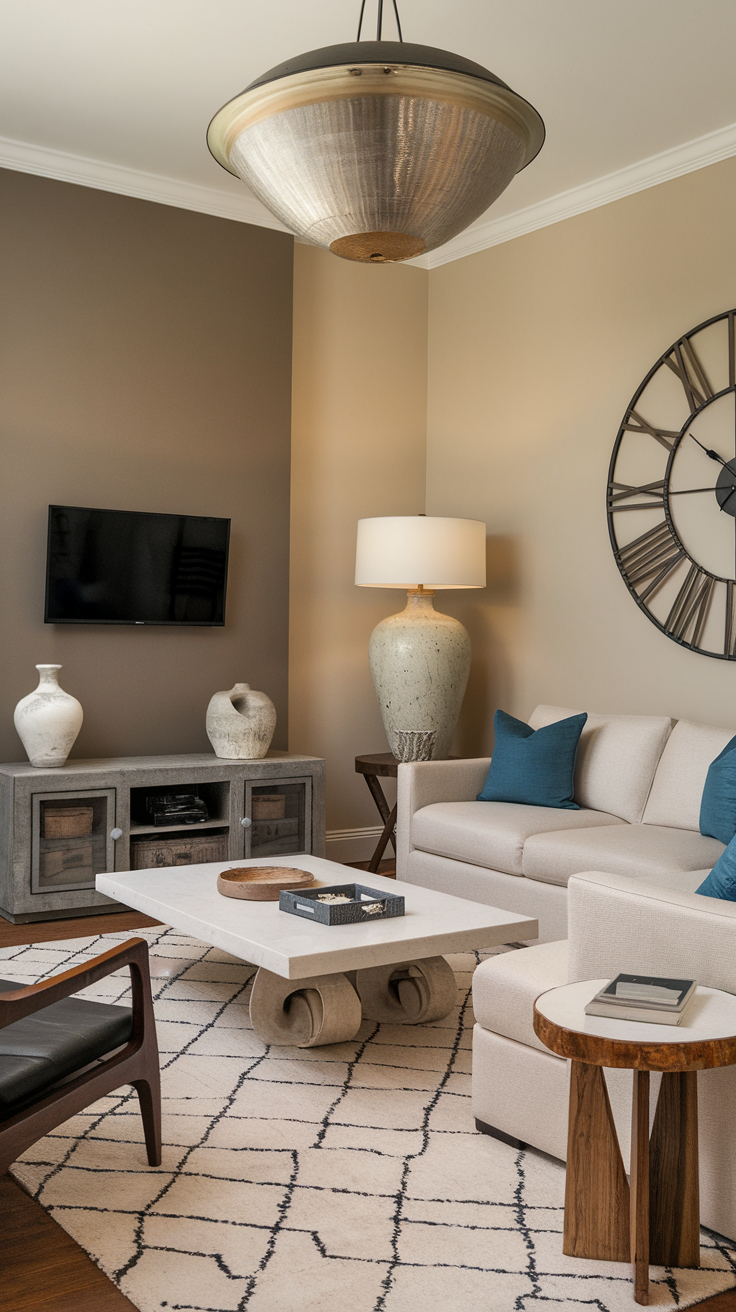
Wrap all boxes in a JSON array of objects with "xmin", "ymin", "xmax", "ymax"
[
  {"xmin": 0, "ymin": 132, "xmax": 290, "ymax": 233},
  {"xmin": 421, "ymin": 119, "xmax": 736, "ymax": 269},
  {"xmin": 3, "ymin": 119, "xmax": 736, "ymax": 268}
]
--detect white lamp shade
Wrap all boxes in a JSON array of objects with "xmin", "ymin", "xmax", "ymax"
[{"xmin": 355, "ymin": 517, "xmax": 486, "ymax": 589}]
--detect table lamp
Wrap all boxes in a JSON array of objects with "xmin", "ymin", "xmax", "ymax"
[{"xmin": 355, "ymin": 516, "xmax": 486, "ymax": 760}]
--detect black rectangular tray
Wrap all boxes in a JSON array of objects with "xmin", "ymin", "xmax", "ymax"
[{"xmin": 279, "ymin": 882, "xmax": 405, "ymax": 926}]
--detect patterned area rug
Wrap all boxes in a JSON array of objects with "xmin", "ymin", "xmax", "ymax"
[{"xmin": 5, "ymin": 926, "xmax": 736, "ymax": 1312}]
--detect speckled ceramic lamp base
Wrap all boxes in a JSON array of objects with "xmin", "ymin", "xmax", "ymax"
[{"xmin": 368, "ymin": 589, "xmax": 471, "ymax": 760}]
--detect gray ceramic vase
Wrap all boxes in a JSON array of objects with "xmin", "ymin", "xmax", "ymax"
[{"xmin": 206, "ymin": 683, "xmax": 277, "ymax": 759}]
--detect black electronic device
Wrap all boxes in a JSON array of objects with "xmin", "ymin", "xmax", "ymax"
[
  {"xmin": 45, "ymin": 505, "xmax": 230, "ymax": 625},
  {"xmin": 145, "ymin": 794, "xmax": 210, "ymax": 827}
]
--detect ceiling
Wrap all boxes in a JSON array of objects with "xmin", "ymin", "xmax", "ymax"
[{"xmin": 2, "ymin": 0, "xmax": 736, "ymax": 267}]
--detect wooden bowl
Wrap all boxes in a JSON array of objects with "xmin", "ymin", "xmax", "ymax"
[{"xmin": 217, "ymin": 866, "xmax": 315, "ymax": 902}]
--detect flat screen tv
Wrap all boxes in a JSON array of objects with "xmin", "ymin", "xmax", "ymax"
[{"xmin": 45, "ymin": 505, "xmax": 230, "ymax": 625}]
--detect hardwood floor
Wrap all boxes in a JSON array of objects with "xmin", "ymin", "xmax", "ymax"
[
  {"xmin": 2, "ymin": 1174, "xmax": 138, "ymax": 1311},
  {"xmin": 2, "ymin": 901, "xmax": 734, "ymax": 1312},
  {"xmin": 0, "ymin": 907, "xmax": 161, "ymax": 949},
  {"xmin": 347, "ymin": 857, "xmax": 396, "ymax": 877}
]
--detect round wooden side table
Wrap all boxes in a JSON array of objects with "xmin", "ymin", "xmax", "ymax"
[{"xmin": 533, "ymin": 979, "xmax": 736, "ymax": 1305}]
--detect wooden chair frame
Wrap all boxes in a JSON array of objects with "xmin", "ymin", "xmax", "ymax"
[{"xmin": 0, "ymin": 936, "xmax": 161, "ymax": 1174}]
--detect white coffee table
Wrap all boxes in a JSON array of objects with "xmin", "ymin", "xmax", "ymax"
[{"xmin": 97, "ymin": 855, "xmax": 537, "ymax": 1047}]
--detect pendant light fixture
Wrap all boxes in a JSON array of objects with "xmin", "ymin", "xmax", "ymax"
[{"xmin": 207, "ymin": 1, "xmax": 544, "ymax": 263}]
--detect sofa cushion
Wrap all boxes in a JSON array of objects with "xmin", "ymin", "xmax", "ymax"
[
  {"xmin": 411, "ymin": 801, "xmax": 625, "ymax": 876},
  {"xmin": 522, "ymin": 823, "xmax": 725, "ymax": 888},
  {"xmin": 477, "ymin": 709, "xmax": 587, "ymax": 809},
  {"xmin": 700, "ymin": 736, "xmax": 736, "ymax": 843},
  {"xmin": 697, "ymin": 834, "xmax": 736, "ymax": 901},
  {"xmin": 642, "ymin": 719, "xmax": 736, "ymax": 832},
  {"xmin": 529, "ymin": 705, "xmax": 672, "ymax": 823},
  {"xmin": 472, "ymin": 940, "xmax": 568, "ymax": 1053}
]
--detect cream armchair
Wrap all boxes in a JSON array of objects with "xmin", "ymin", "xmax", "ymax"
[{"xmin": 471, "ymin": 871, "xmax": 736, "ymax": 1241}]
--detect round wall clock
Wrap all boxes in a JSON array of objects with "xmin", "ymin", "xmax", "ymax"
[{"xmin": 608, "ymin": 307, "xmax": 736, "ymax": 660}]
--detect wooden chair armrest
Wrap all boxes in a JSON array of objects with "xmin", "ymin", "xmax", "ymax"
[{"xmin": 0, "ymin": 938, "xmax": 153, "ymax": 1033}]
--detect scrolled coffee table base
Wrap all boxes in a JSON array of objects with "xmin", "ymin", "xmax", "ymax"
[
  {"xmin": 355, "ymin": 956, "xmax": 457, "ymax": 1024},
  {"xmin": 249, "ymin": 955, "xmax": 457, "ymax": 1048},
  {"xmin": 249, "ymin": 968, "xmax": 363, "ymax": 1047}
]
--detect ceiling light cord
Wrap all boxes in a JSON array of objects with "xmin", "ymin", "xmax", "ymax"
[{"xmin": 356, "ymin": 0, "xmax": 403, "ymax": 42}]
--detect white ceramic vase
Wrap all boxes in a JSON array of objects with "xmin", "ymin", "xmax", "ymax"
[
  {"xmin": 369, "ymin": 590, "xmax": 471, "ymax": 760},
  {"xmin": 206, "ymin": 683, "xmax": 277, "ymax": 759},
  {"xmin": 13, "ymin": 665, "xmax": 84, "ymax": 768}
]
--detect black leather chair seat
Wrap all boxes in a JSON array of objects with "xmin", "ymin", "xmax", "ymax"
[{"xmin": 0, "ymin": 978, "xmax": 133, "ymax": 1115}]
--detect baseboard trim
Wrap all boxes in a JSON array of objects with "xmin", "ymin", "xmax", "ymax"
[{"xmin": 325, "ymin": 826, "xmax": 385, "ymax": 865}]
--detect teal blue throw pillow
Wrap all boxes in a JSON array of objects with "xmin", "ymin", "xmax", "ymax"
[
  {"xmin": 696, "ymin": 834, "xmax": 736, "ymax": 900},
  {"xmin": 700, "ymin": 735, "xmax": 736, "ymax": 844},
  {"xmin": 477, "ymin": 710, "xmax": 587, "ymax": 809}
]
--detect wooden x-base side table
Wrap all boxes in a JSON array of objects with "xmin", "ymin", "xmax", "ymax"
[
  {"xmin": 355, "ymin": 753, "xmax": 400, "ymax": 873},
  {"xmin": 534, "ymin": 980, "xmax": 736, "ymax": 1305},
  {"xmin": 355, "ymin": 752, "xmax": 460, "ymax": 873}
]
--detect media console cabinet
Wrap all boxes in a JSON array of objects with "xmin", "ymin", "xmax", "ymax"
[{"xmin": 0, "ymin": 752, "xmax": 325, "ymax": 923}]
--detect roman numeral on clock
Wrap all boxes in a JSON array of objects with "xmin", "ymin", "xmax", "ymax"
[
  {"xmin": 726, "ymin": 580, "xmax": 736, "ymax": 658},
  {"xmin": 664, "ymin": 339, "xmax": 714, "ymax": 413},
  {"xmin": 617, "ymin": 521, "xmax": 684, "ymax": 598},
  {"xmin": 622, "ymin": 409, "xmax": 679, "ymax": 452},
  {"xmin": 664, "ymin": 566, "xmax": 715, "ymax": 647},
  {"xmin": 608, "ymin": 480, "xmax": 665, "ymax": 511}
]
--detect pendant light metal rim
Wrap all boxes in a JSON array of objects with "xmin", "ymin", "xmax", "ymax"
[
  {"xmin": 243, "ymin": 41, "xmax": 514, "ymax": 94},
  {"xmin": 207, "ymin": 57, "xmax": 545, "ymax": 178}
]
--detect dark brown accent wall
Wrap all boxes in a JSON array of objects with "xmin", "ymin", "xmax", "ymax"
[{"xmin": 0, "ymin": 168, "xmax": 293, "ymax": 762}]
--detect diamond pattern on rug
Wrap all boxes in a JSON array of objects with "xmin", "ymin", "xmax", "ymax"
[{"xmin": 4, "ymin": 927, "xmax": 736, "ymax": 1312}]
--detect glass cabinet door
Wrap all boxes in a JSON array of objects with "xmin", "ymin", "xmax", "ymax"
[
  {"xmin": 31, "ymin": 790, "xmax": 116, "ymax": 894},
  {"xmin": 243, "ymin": 777, "xmax": 312, "ymax": 860}
]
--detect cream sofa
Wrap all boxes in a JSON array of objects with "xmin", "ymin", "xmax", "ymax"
[
  {"xmin": 397, "ymin": 705, "xmax": 732, "ymax": 942},
  {"xmin": 472, "ymin": 871, "xmax": 736, "ymax": 1240}
]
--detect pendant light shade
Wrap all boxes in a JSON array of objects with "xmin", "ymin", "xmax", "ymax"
[{"xmin": 207, "ymin": 40, "xmax": 544, "ymax": 263}]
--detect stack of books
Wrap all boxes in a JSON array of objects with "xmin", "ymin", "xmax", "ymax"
[{"xmin": 584, "ymin": 973, "xmax": 697, "ymax": 1026}]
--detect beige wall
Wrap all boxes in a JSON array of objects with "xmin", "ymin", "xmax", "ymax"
[
  {"xmin": 0, "ymin": 169, "xmax": 293, "ymax": 762},
  {"xmin": 290, "ymin": 245, "xmax": 428, "ymax": 836},
  {"xmin": 427, "ymin": 155, "xmax": 736, "ymax": 754},
  {"xmin": 12, "ymin": 148, "xmax": 736, "ymax": 835}
]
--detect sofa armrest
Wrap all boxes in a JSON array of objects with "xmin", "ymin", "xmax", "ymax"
[
  {"xmin": 396, "ymin": 757, "xmax": 491, "ymax": 879},
  {"xmin": 568, "ymin": 871, "xmax": 736, "ymax": 994}
]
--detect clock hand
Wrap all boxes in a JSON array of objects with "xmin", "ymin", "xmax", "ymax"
[
  {"xmin": 690, "ymin": 431, "xmax": 734, "ymax": 471},
  {"xmin": 689, "ymin": 433, "xmax": 736, "ymax": 512}
]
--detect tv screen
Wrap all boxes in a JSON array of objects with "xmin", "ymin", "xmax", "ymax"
[{"xmin": 45, "ymin": 505, "xmax": 230, "ymax": 625}]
